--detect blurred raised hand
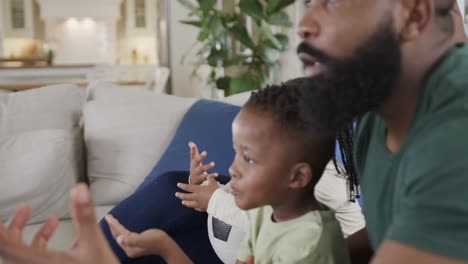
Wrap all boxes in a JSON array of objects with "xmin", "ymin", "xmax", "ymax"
[{"xmin": 0, "ymin": 184, "xmax": 119, "ymax": 264}]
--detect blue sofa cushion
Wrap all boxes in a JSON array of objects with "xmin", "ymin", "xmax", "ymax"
[{"xmin": 137, "ymin": 99, "xmax": 241, "ymax": 191}]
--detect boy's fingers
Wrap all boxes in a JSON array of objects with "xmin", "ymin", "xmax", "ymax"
[
  {"xmin": 118, "ymin": 233, "xmax": 140, "ymax": 248},
  {"xmin": 194, "ymin": 151, "xmax": 207, "ymax": 164},
  {"xmin": 31, "ymin": 215, "xmax": 59, "ymax": 250},
  {"xmin": 105, "ymin": 215, "xmax": 129, "ymax": 240},
  {"xmin": 189, "ymin": 142, "xmax": 198, "ymax": 159},
  {"xmin": 208, "ymin": 173, "xmax": 219, "ymax": 178},
  {"xmin": 206, "ymin": 174, "xmax": 219, "ymax": 184},
  {"xmin": 191, "ymin": 169, "xmax": 209, "ymax": 184},
  {"xmin": 104, "ymin": 215, "xmax": 120, "ymax": 239},
  {"xmin": 181, "ymin": 200, "xmax": 199, "ymax": 209},
  {"xmin": 176, "ymin": 182, "xmax": 200, "ymax": 193},
  {"xmin": 175, "ymin": 191, "xmax": 196, "ymax": 201},
  {"xmin": 201, "ymin": 162, "xmax": 215, "ymax": 172}
]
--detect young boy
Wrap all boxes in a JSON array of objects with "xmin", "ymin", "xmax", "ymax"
[
  {"xmin": 229, "ymin": 79, "xmax": 349, "ymax": 263},
  {"xmin": 106, "ymin": 78, "xmax": 350, "ymax": 263}
]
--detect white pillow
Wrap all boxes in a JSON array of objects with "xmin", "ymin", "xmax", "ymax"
[
  {"xmin": 0, "ymin": 130, "xmax": 80, "ymax": 224},
  {"xmin": 0, "ymin": 84, "xmax": 85, "ymax": 137},
  {"xmin": 84, "ymin": 93, "xmax": 197, "ymax": 205}
]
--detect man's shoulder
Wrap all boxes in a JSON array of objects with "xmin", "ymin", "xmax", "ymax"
[{"xmin": 354, "ymin": 112, "xmax": 380, "ymax": 171}]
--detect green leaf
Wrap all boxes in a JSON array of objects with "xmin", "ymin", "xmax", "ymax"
[
  {"xmin": 207, "ymin": 14, "xmax": 224, "ymax": 38},
  {"xmin": 260, "ymin": 47, "xmax": 279, "ymax": 66},
  {"xmin": 231, "ymin": 23, "xmax": 255, "ymax": 49},
  {"xmin": 267, "ymin": 0, "xmax": 295, "ymax": 15},
  {"xmin": 225, "ymin": 13, "xmax": 239, "ymax": 23},
  {"xmin": 267, "ymin": 11, "xmax": 292, "ymax": 27},
  {"xmin": 274, "ymin": 33, "xmax": 289, "ymax": 51},
  {"xmin": 178, "ymin": 0, "xmax": 198, "ymax": 12},
  {"xmin": 179, "ymin": 20, "xmax": 202, "ymax": 27},
  {"xmin": 199, "ymin": 0, "xmax": 216, "ymax": 14},
  {"xmin": 206, "ymin": 47, "xmax": 229, "ymax": 67},
  {"xmin": 197, "ymin": 27, "xmax": 210, "ymax": 41},
  {"xmin": 229, "ymin": 73, "xmax": 259, "ymax": 94},
  {"xmin": 225, "ymin": 55, "xmax": 247, "ymax": 67},
  {"xmin": 215, "ymin": 76, "xmax": 231, "ymax": 92},
  {"xmin": 259, "ymin": 20, "xmax": 282, "ymax": 50},
  {"xmin": 239, "ymin": 0, "xmax": 264, "ymax": 21},
  {"xmin": 252, "ymin": 65, "xmax": 269, "ymax": 87}
]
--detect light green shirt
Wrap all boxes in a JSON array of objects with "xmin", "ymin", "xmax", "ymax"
[{"xmin": 237, "ymin": 206, "xmax": 350, "ymax": 264}]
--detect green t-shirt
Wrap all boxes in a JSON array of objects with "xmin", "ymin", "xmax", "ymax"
[
  {"xmin": 237, "ymin": 206, "xmax": 350, "ymax": 264},
  {"xmin": 355, "ymin": 43, "xmax": 468, "ymax": 260}
]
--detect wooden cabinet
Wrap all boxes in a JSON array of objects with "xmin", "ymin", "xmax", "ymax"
[
  {"xmin": 125, "ymin": 0, "xmax": 156, "ymax": 37},
  {"xmin": 3, "ymin": 0, "xmax": 35, "ymax": 38}
]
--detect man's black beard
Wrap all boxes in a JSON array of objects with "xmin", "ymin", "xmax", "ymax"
[{"xmin": 298, "ymin": 17, "xmax": 402, "ymax": 131}]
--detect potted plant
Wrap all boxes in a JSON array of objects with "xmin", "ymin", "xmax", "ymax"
[{"xmin": 178, "ymin": 0, "xmax": 295, "ymax": 95}]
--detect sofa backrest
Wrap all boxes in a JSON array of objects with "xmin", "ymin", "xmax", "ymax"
[
  {"xmin": 0, "ymin": 84, "xmax": 86, "ymax": 224},
  {"xmin": 84, "ymin": 86, "xmax": 198, "ymax": 205}
]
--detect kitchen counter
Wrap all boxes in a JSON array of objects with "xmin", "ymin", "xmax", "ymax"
[
  {"xmin": 0, "ymin": 64, "xmax": 154, "ymax": 91},
  {"xmin": 0, "ymin": 65, "xmax": 96, "ymax": 89},
  {"xmin": 0, "ymin": 64, "xmax": 95, "ymax": 69}
]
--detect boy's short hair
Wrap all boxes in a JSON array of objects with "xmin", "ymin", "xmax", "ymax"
[{"xmin": 243, "ymin": 78, "xmax": 335, "ymax": 184}]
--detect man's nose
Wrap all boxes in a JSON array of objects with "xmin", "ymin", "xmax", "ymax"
[{"xmin": 297, "ymin": 7, "xmax": 320, "ymax": 39}]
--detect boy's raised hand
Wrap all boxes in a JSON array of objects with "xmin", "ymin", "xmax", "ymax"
[
  {"xmin": 176, "ymin": 176, "xmax": 220, "ymax": 212},
  {"xmin": 188, "ymin": 141, "xmax": 218, "ymax": 185},
  {"xmin": 104, "ymin": 215, "xmax": 192, "ymax": 263},
  {"xmin": 105, "ymin": 215, "xmax": 170, "ymax": 258}
]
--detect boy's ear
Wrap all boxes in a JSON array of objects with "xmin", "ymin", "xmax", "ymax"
[{"xmin": 288, "ymin": 163, "xmax": 314, "ymax": 189}]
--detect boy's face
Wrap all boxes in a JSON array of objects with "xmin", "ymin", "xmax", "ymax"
[{"xmin": 228, "ymin": 109, "xmax": 298, "ymax": 211}]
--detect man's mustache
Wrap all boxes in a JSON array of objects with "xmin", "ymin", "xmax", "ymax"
[{"xmin": 296, "ymin": 42, "xmax": 334, "ymax": 64}]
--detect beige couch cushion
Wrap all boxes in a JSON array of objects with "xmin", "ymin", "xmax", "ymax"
[
  {"xmin": 84, "ymin": 87, "xmax": 197, "ymax": 205},
  {"xmin": 0, "ymin": 130, "xmax": 80, "ymax": 224},
  {"xmin": 0, "ymin": 84, "xmax": 85, "ymax": 136}
]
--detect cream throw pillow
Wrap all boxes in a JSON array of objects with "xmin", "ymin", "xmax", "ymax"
[
  {"xmin": 84, "ymin": 90, "xmax": 196, "ymax": 206},
  {"xmin": 0, "ymin": 130, "xmax": 79, "ymax": 224}
]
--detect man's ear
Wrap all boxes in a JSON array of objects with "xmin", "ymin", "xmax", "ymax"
[
  {"xmin": 288, "ymin": 163, "xmax": 314, "ymax": 190},
  {"xmin": 395, "ymin": 0, "xmax": 433, "ymax": 41}
]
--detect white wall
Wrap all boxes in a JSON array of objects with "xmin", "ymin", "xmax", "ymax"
[
  {"xmin": 168, "ymin": 0, "xmax": 202, "ymax": 97},
  {"xmin": 275, "ymin": 2, "xmax": 306, "ymax": 83},
  {"xmin": 45, "ymin": 18, "xmax": 117, "ymax": 65}
]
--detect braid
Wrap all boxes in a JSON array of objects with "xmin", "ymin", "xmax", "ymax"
[{"xmin": 333, "ymin": 122, "xmax": 360, "ymax": 202}]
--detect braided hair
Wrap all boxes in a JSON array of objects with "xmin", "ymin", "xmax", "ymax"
[
  {"xmin": 296, "ymin": 77, "xmax": 361, "ymax": 202},
  {"xmin": 243, "ymin": 78, "xmax": 336, "ymax": 186},
  {"xmin": 334, "ymin": 123, "xmax": 360, "ymax": 202}
]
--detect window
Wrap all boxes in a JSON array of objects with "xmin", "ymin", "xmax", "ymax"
[
  {"xmin": 135, "ymin": 0, "xmax": 146, "ymax": 28},
  {"xmin": 11, "ymin": 0, "xmax": 25, "ymax": 29}
]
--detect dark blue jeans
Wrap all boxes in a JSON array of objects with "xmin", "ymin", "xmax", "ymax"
[{"xmin": 99, "ymin": 171, "xmax": 231, "ymax": 263}]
